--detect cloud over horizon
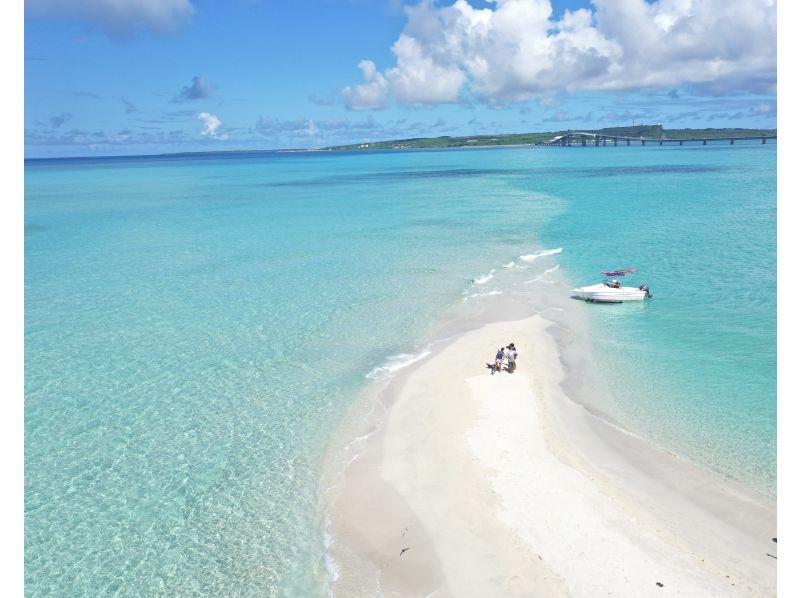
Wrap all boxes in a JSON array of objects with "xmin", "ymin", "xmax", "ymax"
[
  {"xmin": 343, "ymin": 0, "xmax": 776, "ymax": 110},
  {"xmin": 26, "ymin": 0, "xmax": 196, "ymax": 35},
  {"xmin": 198, "ymin": 112, "xmax": 224, "ymax": 137}
]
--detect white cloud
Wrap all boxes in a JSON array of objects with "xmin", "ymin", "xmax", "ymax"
[
  {"xmin": 388, "ymin": 34, "xmax": 466, "ymax": 104},
  {"xmin": 26, "ymin": 0, "xmax": 195, "ymax": 35},
  {"xmin": 343, "ymin": 0, "xmax": 776, "ymax": 108},
  {"xmin": 198, "ymin": 112, "xmax": 223, "ymax": 138},
  {"xmin": 342, "ymin": 60, "xmax": 390, "ymax": 110}
]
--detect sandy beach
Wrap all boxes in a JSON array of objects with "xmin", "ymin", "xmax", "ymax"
[{"xmin": 326, "ymin": 314, "xmax": 776, "ymax": 597}]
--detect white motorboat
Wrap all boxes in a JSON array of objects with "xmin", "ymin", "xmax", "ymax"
[{"xmin": 573, "ymin": 269, "xmax": 652, "ymax": 303}]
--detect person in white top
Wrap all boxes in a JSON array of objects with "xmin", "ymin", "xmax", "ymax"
[{"xmin": 506, "ymin": 343, "xmax": 517, "ymax": 373}]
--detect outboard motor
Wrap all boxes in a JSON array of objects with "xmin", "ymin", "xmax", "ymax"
[{"xmin": 639, "ymin": 283, "xmax": 652, "ymax": 299}]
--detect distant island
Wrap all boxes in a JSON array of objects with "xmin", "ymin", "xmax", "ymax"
[
  {"xmin": 141, "ymin": 124, "xmax": 778, "ymax": 159},
  {"xmin": 322, "ymin": 124, "xmax": 777, "ymax": 151}
]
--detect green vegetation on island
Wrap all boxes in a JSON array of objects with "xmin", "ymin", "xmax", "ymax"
[{"xmin": 323, "ymin": 124, "xmax": 777, "ymax": 151}]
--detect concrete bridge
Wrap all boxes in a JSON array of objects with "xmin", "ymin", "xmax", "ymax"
[{"xmin": 535, "ymin": 132, "xmax": 777, "ymax": 147}]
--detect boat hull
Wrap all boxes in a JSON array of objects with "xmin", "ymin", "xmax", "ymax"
[{"xmin": 572, "ymin": 283, "xmax": 647, "ymax": 302}]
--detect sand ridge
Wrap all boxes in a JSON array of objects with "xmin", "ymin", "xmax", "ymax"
[{"xmin": 327, "ymin": 315, "xmax": 776, "ymax": 597}]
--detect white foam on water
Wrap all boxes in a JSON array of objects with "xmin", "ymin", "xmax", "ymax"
[
  {"xmin": 519, "ymin": 264, "xmax": 560, "ymax": 284},
  {"xmin": 322, "ymin": 513, "xmax": 341, "ymax": 589},
  {"xmin": 473, "ymin": 269, "xmax": 496, "ymax": 284},
  {"xmin": 519, "ymin": 247, "xmax": 563, "ymax": 262},
  {"xmin": 462, "ymin": 289, "xmax": 503, "ymax": 302},
  {"xmin": 502, "ymin": 260, "xmax": 515, "ymax": 269},
  {"xmin": 342, "ymin": 424, "xmax": 382, "ymax": 468},
  {"xmin": 366, "ymin": 348, "xmax": 433, "ymax": 379}
]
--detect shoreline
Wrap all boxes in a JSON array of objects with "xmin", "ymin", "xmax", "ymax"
[{"xmin": 321, "ymin": 299, "xmax": 776, "ymax": 596}]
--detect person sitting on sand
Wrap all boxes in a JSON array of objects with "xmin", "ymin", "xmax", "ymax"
[
  {"xmin": 493, "ymin": 347, "xmax": 505, "ymax": 375},
  {"xmin": 506, "ymin": 344, "xmax": 517, "ymax": 373}
]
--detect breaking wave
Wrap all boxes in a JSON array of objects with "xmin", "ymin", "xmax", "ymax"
[
  {"xmin": 473, "ymin": 269, "xmax": 496, "ymax": 284},
  {"xmin": 519, "ymin": 247, "xmax": 563, "ymax": 262},
  {"xmin": 520, "ymin": 264, "xmax": 560, "ymax": 284},
  {"xmin": 462, "ymin": 289, "xmax": 503, "ymax": 302},
  {"xmin": 366, "ymin": 348, "xmax": 433, "ymax": 379}
]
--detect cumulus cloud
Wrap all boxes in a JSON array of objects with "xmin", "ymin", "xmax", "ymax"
[
  {"xmin": 343, "ymin": 0, "xmax": 776, "ymax": 109},
  {"xmin": 387, "ymin": 34, "xmax": 466, "ymax": 104},
  {"xmin": 26, "ymin": 0, "xmax": 195, "ymax": 35},
  {"xmin": 342, "ymin": 60, "xmax": 390, "ymax": 110},
  {"xmin": 198, "ymin": 112, "xmax": 223, "ymax": 137},
  {"xmin": 175, "ymin": 76, "xmax": 215, "ymax": 102}
]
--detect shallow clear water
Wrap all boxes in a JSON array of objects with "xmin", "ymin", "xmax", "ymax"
[
  {"xmin": 25, "ymin": 143, "xmax": 775, "ymax": 595},
  {"xmin": 523, "ymin": 144, "xmax": 776, "ymax": 492}
]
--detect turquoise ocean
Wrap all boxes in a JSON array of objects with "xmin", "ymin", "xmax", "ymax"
[{"xmin": 25, "ymin": 143, "xmax": 775, "ymax": 596}]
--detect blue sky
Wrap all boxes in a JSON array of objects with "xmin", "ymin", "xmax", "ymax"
[{"xmin": 24, "ymin": 0, "xmax": 777, "ymax": 158}]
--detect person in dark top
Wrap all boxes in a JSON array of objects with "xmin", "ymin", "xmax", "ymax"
[{"xmin": 493, "ymin": 347, "xmax": 505, "ymax": 375}]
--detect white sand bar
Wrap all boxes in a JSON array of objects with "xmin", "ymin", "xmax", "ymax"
[{"xmin": 328, "ymin": 315, "xmax": 776, "ymax": 597}]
